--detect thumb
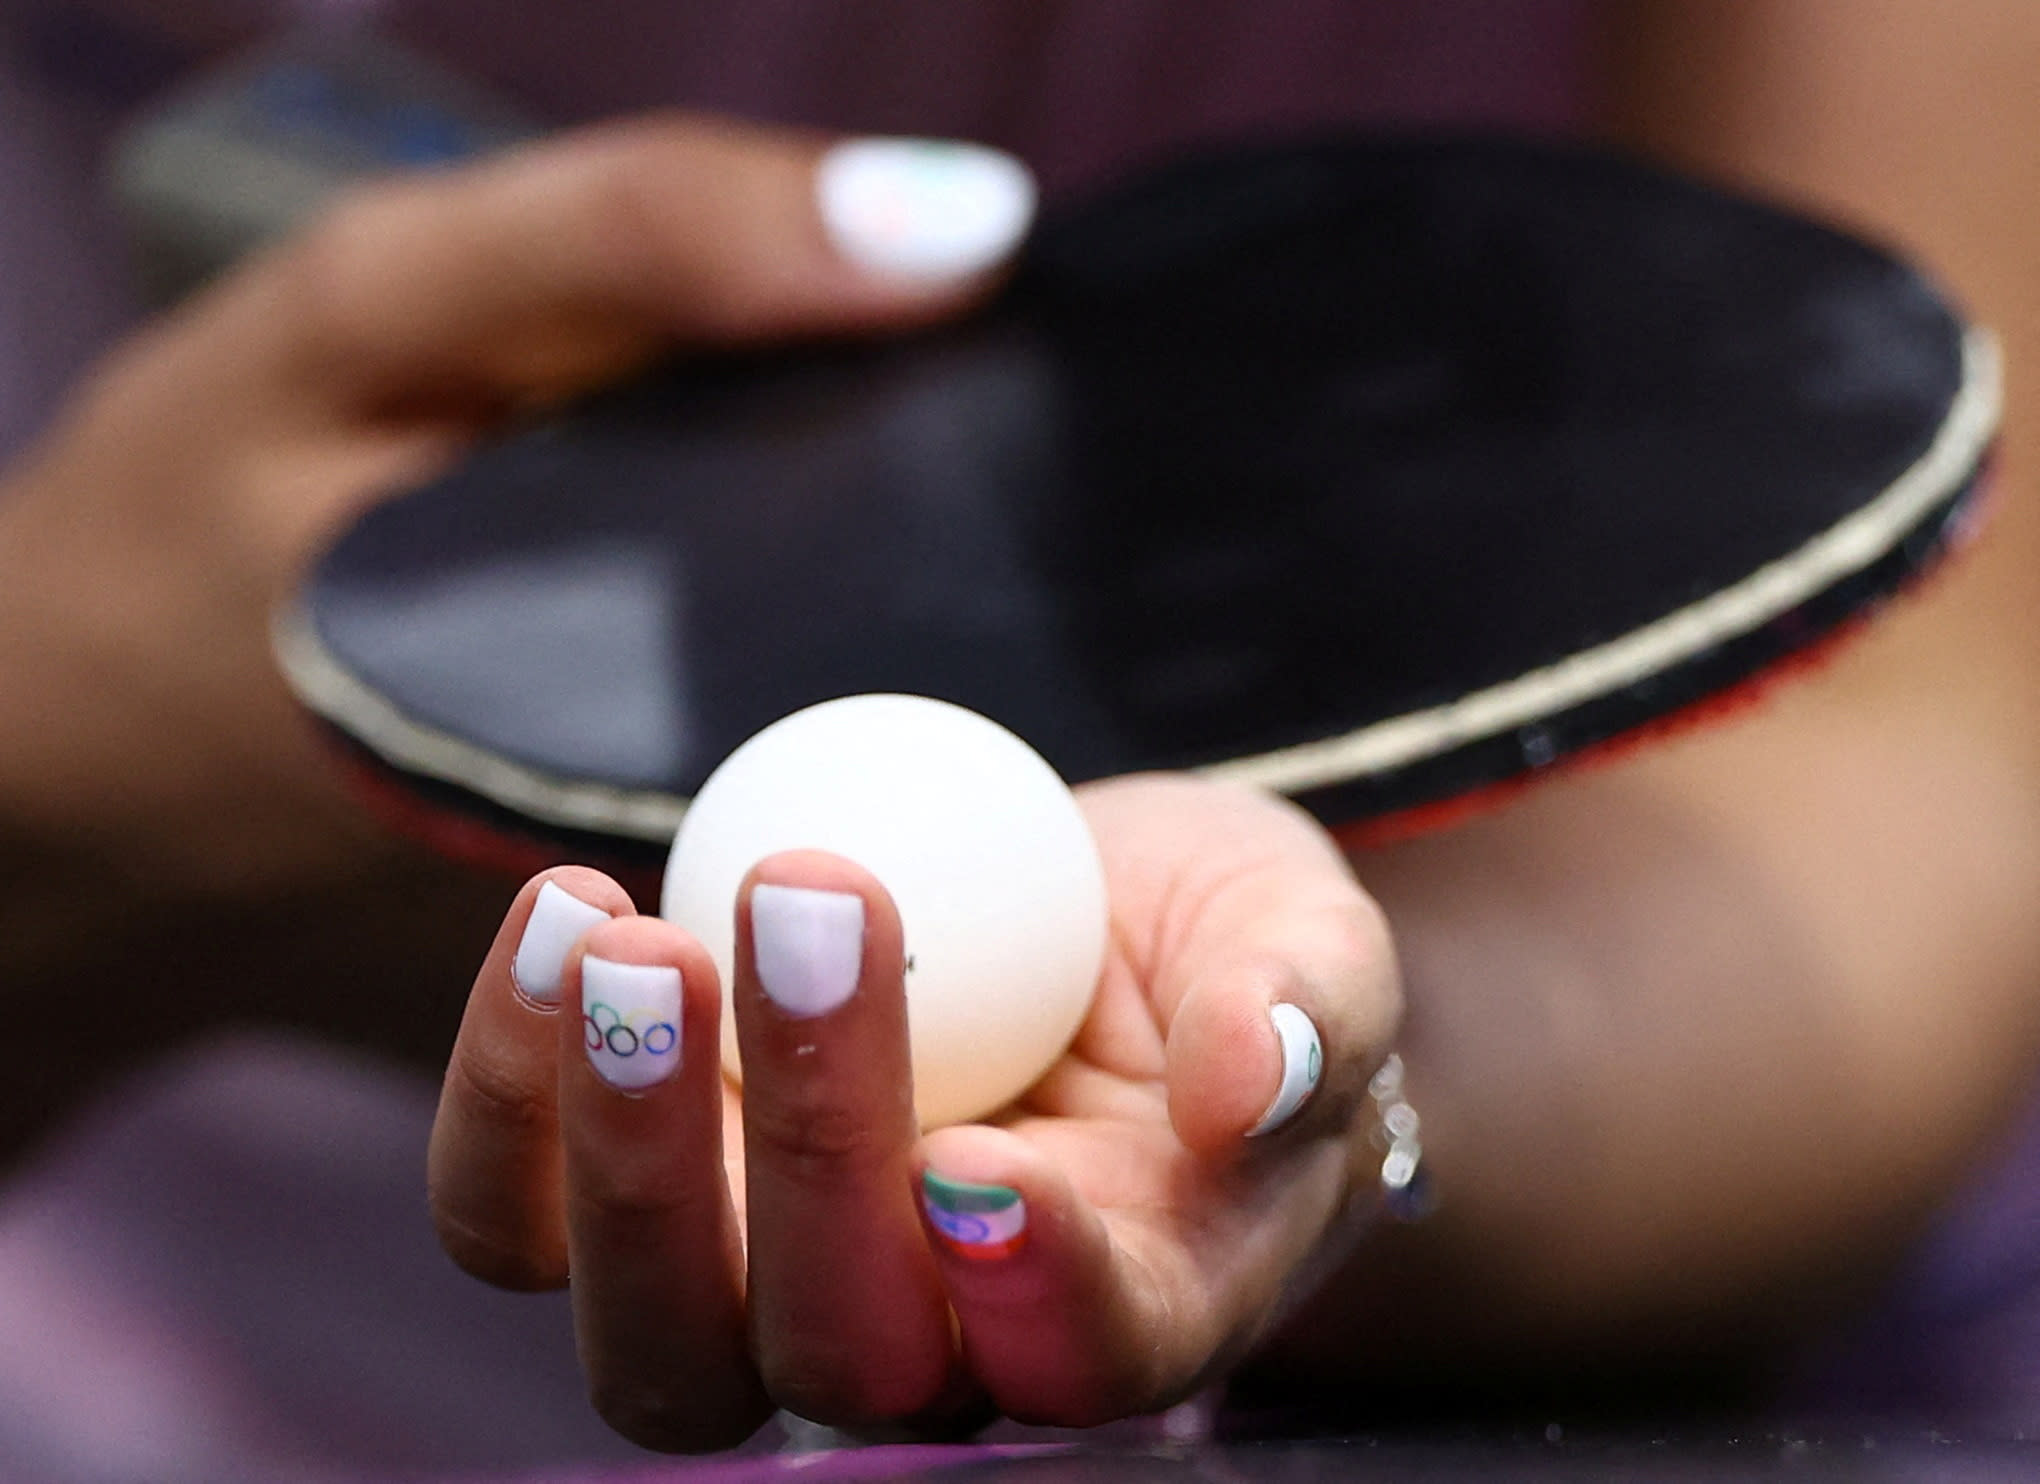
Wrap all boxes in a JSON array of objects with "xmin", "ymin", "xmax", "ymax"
[
  {"xmin": 220, "ymin": 114, "xmax": 1035, "ymax": 415},
  {"xmin": 1141, "ymin": 789, "xmax": 1403, "ymax": 1156},
  {"xmin": 1076, "ymin": 776, "xmax": 1403, "ymax": 1156},
  {"xmin": 98, "ymin": 114, "xmax": 1032, "ymax": 563}
]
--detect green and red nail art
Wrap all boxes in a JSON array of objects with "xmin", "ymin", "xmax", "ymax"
[{"xmin": 921, "ymin": 1170, "xmax": 1027, "ymax": 1260}]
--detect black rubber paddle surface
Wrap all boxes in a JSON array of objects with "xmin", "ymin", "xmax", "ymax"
[{"xmin": 281, "ymin": 133, "xmax": 1996, "ymax": 869}]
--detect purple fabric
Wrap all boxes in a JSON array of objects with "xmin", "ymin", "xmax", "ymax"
[
  {"xmin": 0, "ymin": 1034, "xmax": 1133, "ymax": 1482},
  {"xmin": 8, "ymin": 1035, "xmax": 2040, "ymax": 1484},
  {"xmin": 384, "ymin": 0, "xmax": 1588, "ymax": 198},
  {"xmin": 0, "ymin": 1036, "xmax": 643, "ymax": 1480},
  {"xmin": 0, "ymin": 16, "xmax": 138, "ymax": 458},
  {"xmin": 1786, "ymin": 1092, "xmax": 2040, "ymax": 1436}
]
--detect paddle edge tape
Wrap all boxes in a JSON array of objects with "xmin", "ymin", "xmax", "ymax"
[
  {"xmin": 1203, "ymin": 326, "xmax": 2002, "ymax": 793},
  {"xmin": 273, "ymin": 326, "xmax": 2000, "ymax": 848},
  {"xmin": 274, "ymin": 603, "xmax": 691, "ymax": 845}
]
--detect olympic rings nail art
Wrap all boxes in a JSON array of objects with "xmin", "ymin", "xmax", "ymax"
[{"xmin": 581, "ymin": 957, "xmax": 682, "ymax": 1091}]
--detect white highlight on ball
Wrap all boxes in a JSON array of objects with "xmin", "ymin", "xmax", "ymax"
[{"xmin": 660, "ymin": 694, "xmax": 1108, "ymax": 1128}]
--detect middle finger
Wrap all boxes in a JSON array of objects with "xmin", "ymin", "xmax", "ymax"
[
  {"xmin": 733, "ymin": 850, "xmax": 965, "ymax": 1428},
  {"xmin": 558, "ymin": 914, "xmax": 769, "ymax": 1452}
]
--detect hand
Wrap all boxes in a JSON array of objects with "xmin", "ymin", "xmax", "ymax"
[
  {"xmin": 0, "ymin": 115, "xmax": 1018, "ymax": 891},
  {"xmin": 428, "ymin": 773, "xmax": 1403, "ymax": 1449}
]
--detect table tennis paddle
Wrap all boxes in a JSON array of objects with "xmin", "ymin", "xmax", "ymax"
[{"xmin": 276, "ymin": 132, "xmax": 1997, "ymax": 884}]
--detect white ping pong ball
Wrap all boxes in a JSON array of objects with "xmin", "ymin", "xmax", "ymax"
[{"xmin": 659, "ymin": 694, "xmax": 1108, "ymax": 1129}]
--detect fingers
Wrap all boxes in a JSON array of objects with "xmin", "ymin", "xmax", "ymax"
[
  {"xmin": 83, "ymin": 115, "xmax": 1034, "ymax": 577},
  {"xmin": 1165, "ymin": 895, "xmax": 1400, "ymax": 1153},
  {"xmin": 429, "ymin": 781, "xmax": 1401, "ymax": 1440},
  {"xmin": 917, "ymin": 780, "xmax": 1403, "ymax": 1424},
  {"xmin": 915, "ymin": 1124, "xmax": 1179, "ymax": 1424},
  {"xmin": 556, "ymin": 914, "xmax": 770, "ymax": 1452},
  {"xmin": 436, "ymin": 853, "xmax": 969, "ymax": 1441},
  {"xmin": 918, "ymin": 1119, "xmax": 1328, "ymax": 1426},
  {"xmin": 732, "ymin": 851, "xmax": 966, "ymax": 1428},
  {"xmin": 191, "ymin": 115, "xmax": 1031, "ymax": 417},
  {"xmin": 428, "ymin": 866, "xmax": 633, "ymax": 1290}
]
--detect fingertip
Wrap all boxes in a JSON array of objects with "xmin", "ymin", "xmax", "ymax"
[
  {"xmin": 581, "ymin": 117, "xmax": 1022, "ymax": 342},
  {"xmin": 570, "ymin": 916, "xmax": 723, "ymax": 1096},
  {"xmin": 736, "ymin": 850, "xmax": 904, "ymax": 1022},
  {"xmin": 1165, "ymin": 895, "xmax": 1399, "ymax": 1149},
  {"xmin": 743, "ymin": 849, "xmax": 900, "ymax": 921},
  {"xmin": 1245, "ymin": 1003, "xmax": 1324, "ymax": 1138},
  {"xmin": 1165, "ymin": 963, "xmax": 1300, "ymax": 1153},
  {"xmin": 919, "ymin": 1128, "xmax": 1173, "ymax": 1426},
  {"xmin": 578, "ymin": 913, "xmax": 718, "ymax": 995},
  {"xmin": 918, "ymin": 1125, "xmax": 1049, "ymax": 1263},
  {"xmin": 535, "ymin": 864, "xmax": 639, "ymax": 911},
  {"xmin": 814, "ymin": 136, "xmax": 1036, "ymax": 286},
  {"xmin": 508, "ymin": 867, "xmax": 637, "ymax": 1008}
]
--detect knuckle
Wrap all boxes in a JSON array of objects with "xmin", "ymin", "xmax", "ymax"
[
  {"xmin": 578, "ymin": 158, "xmax": 676, "ymax": 277},
  {"xmin": 1324, "ymin": 895, "xmax": 1395, "ymax": 977},
  {"xmin": 276, "ymin": 182, "xmax": 421, "ymax": 366},
  {"xmin": 1321, "ymin": 901, "xmax": 1404, "ymax": 1044},
  {"xmin": 743, "ymin": 1094, "xmax": 891, "ymax": 1171},
  {"xmin": 565, "ymin": 1158, "xmax": 695, "ymax": 1232},
  {"xmin": 448, "ymin": 1044, "xmax": 557, "ymax": 1142},
  {"xmin": 574, "ymin": 137, "xmax": 811, "ymax": 341},
  {"xmin": 577, "ymin": 143, "xmax": 747, "ymax": 309}
]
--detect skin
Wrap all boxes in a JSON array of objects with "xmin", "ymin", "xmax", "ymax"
[
  {"xmin": 429, "ymin": 4, "xmax": 2040, "ymax": 1432},
  {"xmin": 1255, "ymin": 0, "xmax": 2040, "ymax": 1399},
  {"xmin": 432, "ymin": 781, "xmax": 1397, "ymax": 1443},
  {"xmin": 7, "ymin": 0, "xmax": 2040, "ymax": 1447},
  {"xmin": 0, "ymin": 117, "xmax": 990, "ymax": 895}
]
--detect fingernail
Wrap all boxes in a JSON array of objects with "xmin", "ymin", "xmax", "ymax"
[
  {"xmin": 750, "ymin": 884, "xmax": 865, "ymax": 1018},
  {"xmin": 816, "ymin": 137, "xmax": 1036, "ymax": 282},
  {"xmin": 582, "ymin": 957, "xmax": 682, "ymax": 1090},
  {"xmin": 514, "ymin": 881, "xmax": 612, "ymax": 1006},
  {"xmin": 1247, "ymin": 1003, "xmax": 1323, "ymax": 1137},
  {"xmin": 921, "ymin": 1171, "xmax": 1028, "ymax": 1260}
]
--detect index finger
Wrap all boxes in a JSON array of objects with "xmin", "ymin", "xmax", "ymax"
[{"xmin": 428, "ymin": 866, "xmax": 634, "ymax": 1290}]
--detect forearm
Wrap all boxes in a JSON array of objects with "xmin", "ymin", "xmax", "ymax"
[
  {"xmin": 1241, "ymin": 689, "xmax": 2040, "ymax": 1406},
  {"xmin": 1346, "ymin": 704, "xmax": 2038, "ymax": 1367},
  {"xmin": 1246, "ymin": 0, "xmax": 2040, "ymax": 1397}
]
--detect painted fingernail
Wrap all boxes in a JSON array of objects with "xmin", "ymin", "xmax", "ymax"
[
  {"xmin": 750, "ymin": 884, "xmax": 864, "ymax": 1018},
  {"xmin": 921, "ymin": 1171, "xmax": 1028, "ymax": 1260},
  {"xmin": 1247, "ymin": 1003, "xmax": 1323, "ymax": 1137},
  {"xmin": 582, "ymin": 957, "xmax": 682, "ymax": 1090},
  {"xmin": 513, "ymin": 881, "xmax": 612, "ymax": 1006},
  {"xmin": 816, "ymin": 137, "xmax": 1036, "ymax": 281}
]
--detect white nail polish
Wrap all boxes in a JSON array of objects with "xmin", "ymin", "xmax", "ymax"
[
  {"xmin": 1248, "ymin": 1003, "xmax": 1323, "ymax": 1137},
  {"xmin": 513, "ymin": 881, "xmax": 612, "ymax": 1005},
  {"xmin": 751, "ymin": 884, "xmax": 865, "ymax": 1018},
  {"xmin": 816, "ymin": 138, "xmax": 1036, "ymax": 281},
  {"xmin": 582, "ymin": 957, "xmax": 682, "ymax": 1091}
]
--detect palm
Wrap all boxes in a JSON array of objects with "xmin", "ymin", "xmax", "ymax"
[
  {"xmin": 436, "ymin": 772, "xmax": 1398, "ymax": 1442},
  {"xmin": 714, "ymin": 937, "xmax": 1189, "ymax": 1224},
  {"xmin": 741, "ymin": 774, "xmax": 1389, "ymax": 1354}
]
